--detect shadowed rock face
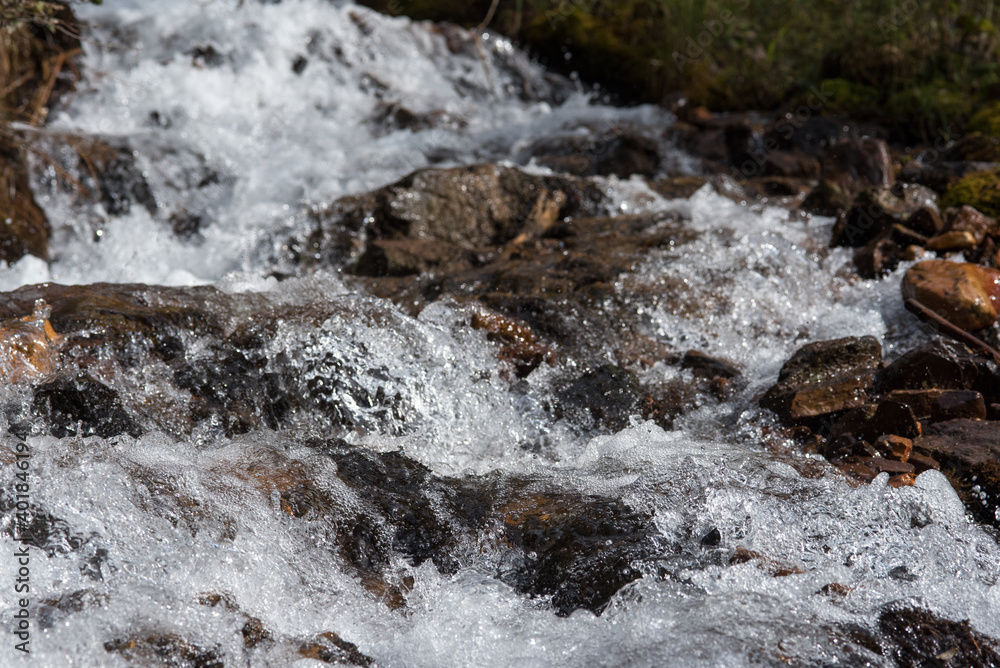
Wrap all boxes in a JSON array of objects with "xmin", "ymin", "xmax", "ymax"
[
  {"xmin": 315, "ymin": 441, "xmax": 660, "ymax": 617},
  {"xmin": 761, "ymin": 336, "xmax": 882, "ymax": 423}
]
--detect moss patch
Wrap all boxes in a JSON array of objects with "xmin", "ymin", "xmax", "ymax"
[{"xmin": 942, "ymin": 168, "xmax": 1000, "ymax": 217}]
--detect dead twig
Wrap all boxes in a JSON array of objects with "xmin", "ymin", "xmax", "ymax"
[
  {"xmin": 904, "ymin": 297, "xmax": 1000, "ymax": 363},
  {"xmin": 473, "ymin": 0, "xmax": 501, "ymax": 98}
]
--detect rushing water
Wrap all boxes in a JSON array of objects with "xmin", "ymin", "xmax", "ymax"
[{"xmin": 2, "ymin": 1, "xmax": 999, "ymax": 666}]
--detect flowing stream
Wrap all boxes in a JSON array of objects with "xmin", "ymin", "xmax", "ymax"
[{"xmin": 1, "ymin": 1, "xmax": 999, "ymax": 666}]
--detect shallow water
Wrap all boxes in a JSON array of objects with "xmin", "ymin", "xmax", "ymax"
[{"xmin": 1, "ymin": 1, "xmax": 998, "ymax": 666}]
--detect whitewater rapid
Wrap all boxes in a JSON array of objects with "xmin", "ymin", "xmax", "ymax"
[{"xmin": 0, "ymin": 1, "xmax": 998, "ymax": 666}]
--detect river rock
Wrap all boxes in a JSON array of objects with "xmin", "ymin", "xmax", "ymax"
[
  {"xmin": 947, "ymin": 204, "xmax": 995, "ymax": 244},
  {"xmin": 104, "ymin": 634, "xmax": 224, "ymax": 668},
  {"xmin": 0, "ymin": 300, "xmax": 62, "ymax": 384},
  {"xmin": 802, "ymin": 137, "xmax": 894, "ymax": 215},
  {"xmin": 877, "ymin": 339, "xmax": 980, "ymax": 391},
  {"xmin": 925, "ymin": 230, "xmax": 979, "ymax": 252},
  {"xmin": 879, "ymin": 606, "xmax": 1000, "ymax": 667},
  {"xmin": 831, "ymin": 184, "xmax": 937, "ymax": 247},
  {"xmin": 900, "ymin": 260, "xmax": 1000, "ymax": 330},
  {"xmin": 761, "ymin": 336, "xmax": 881, "ymax": 423},
  {"xmin": 299, "ymin": 164, "xmax": 612, "ymax": 269},
  {"xmin": 32, "ymin": 373, "xmax": 142, "ymax": 439},
  {"xmin": 913, "ymin": 419, "xmax": 1000, "ymax": 529},
  {"xmin": 904, "ymin": 206, "xmax": 944, "ymax": 237},
  {"xmin": 0, "ymin": 139, "xmax": 50, "ymax": 263},
  {"xmin": 522, "ymin": 127, "xmax": 661, "ymax": 178}
]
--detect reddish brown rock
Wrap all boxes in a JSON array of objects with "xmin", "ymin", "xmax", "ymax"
[
  {"xmin": 946, "ymin": 205, "xmax": 995, "ymax": 244},
  {"xmin": 905, "ymin": 206, "xmax": 944, "ymax": 237},
  {"xmin": 761, "ymin": 336, "xmax": 881, "ymax": 423},
  {"xmin": 876, "ymin": 434, "xmax": 912, "ymax": 462},
  {"xmin": 859, "ymin": 456, "xmax": 915, "ymax": 475},
  {"xmin": 878, "ymin": 340, "xmax": 980, "ymax": 391},
  {"xmin": 931, "ymin": 390, "xmax": 987, "ymax": 421},
  {"xmin": 900, "ymin": 260, "xmax": 1000, "ymax": 331},
  {"xmin": 0, "ymin": 300, "xmax": 62, "ymax": 384},
  {"xmin": 913, "ymin": 419, "xmax": 1000, "ymax": 528},
  {"xmin": 887, "ymin": 473, "xmax": 916, "ymax": 488},
  {"xmin": 907, "ymin": 452, "xmax": 941, "ymax": 474},
  {"xmin": 831, "ymin": 184, "xmax": 936, "ymax": 248},
  {"xmin": 0, "ymin": 140, "xmax": 50, "ymax": 263},
  {"xmin": 925, "ymin": 230, "xmax": 978, "ymax": 252},
  {"xmin": 887, "ymin": 388, "xmax": 986, "ymax": 422}
]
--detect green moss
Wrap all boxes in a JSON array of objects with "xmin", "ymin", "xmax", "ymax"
[
  {"xmin": 812, "ymin": 79, "xmax": 881, "ymax": 116},
  {"xmin": 942, "ymin": 168, "xmax": 1000, "ymax": 217},
  {"xmin": 969, "ymin": 102, "xmax": 1000, "ymax": 138},
  {"xmin": 886, "ymin": 84, "xmax": 971, "ymax": 142}
]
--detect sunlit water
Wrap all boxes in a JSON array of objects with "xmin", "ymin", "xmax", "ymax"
[{"xmin": 1, "ymin": 1, "xmax": 998, "ymax": 666}]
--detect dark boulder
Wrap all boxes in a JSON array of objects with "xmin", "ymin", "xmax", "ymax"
[
  {"xmin": 761, "ymin": 336, "xmax": 882, "ymax": 423},
  {"xmin": 913, "ymin": 419, "xmax": 1000, "ymax": 529},
  {"xmin": 32, "ymin": 373, "xmax": 142, "ymax": 439}
]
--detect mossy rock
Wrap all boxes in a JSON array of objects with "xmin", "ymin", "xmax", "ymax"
[
  {"xmin": 969, "ymin": 101, "xmax": 1000, "ymax": 138},
  {"xmin": 942, "ymin": 168, "xmax": 1000, "ymax": 217}
]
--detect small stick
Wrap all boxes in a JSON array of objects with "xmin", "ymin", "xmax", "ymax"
[
  {"xmin": 904, "ymin": 297, "xmax": 1000, "ymax": 363},
  {"xmin": 474, "ymin": 0, "xmax": 502, "ymax": 98}
]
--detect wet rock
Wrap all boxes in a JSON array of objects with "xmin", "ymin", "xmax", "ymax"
[
  {"xmin": 298, "ymin": 632, "xmax": 374, "ymax": 666},
  {"xmin": 301, "ymin": 164, "xmax": 610, "ymax": 270},
  {"xmin": 761, "ymin": 336, "xmax": 881, "ymax": 423},
  {"xmin": 907, "ymin": 452, "xmax": 942, "ymax": 474},
  {"xmin": 803, "ymin": 137, "xmax": 893, "ymax": 214},
  {"xmin": 355, "ymin": 239, "xmax": 474, "ymax": 277},
  {"xmin": 876, "ymin": 434, "xmax": 912, "ymax": 462},
  {"xmin": 0, "ymin": 300, "xmax": 62, "ymax": 384},
  {"xmin": 256, "ymin": 441, "xmax": 658, "ymax": 617},
  {"xmin": 926, "ymin": 230, "xmax": 979, "ymax": 252},
  {"xmin": 947, "ymin": 205, "xmax": 995, "ymax": 245},
  {"xmin": 469, "ymin": 305, "xmax": 554, "ymax": 377},
  {"xmin": 556, "ymin": 365, "xmax": 642, "ymax": 432},
  {"xmin": 822, "ymin": 137, "xmax": 893, "ymax": 190},
  {"xmin": 831, "ymin": 184, "xmax": 936, "ymax": 248},
  {"xmin": 104, "ymin": 634, "xmax": 224, "ymax": 668},
  {"xmin": 905, "ymin": 206, "xmax": 944, "ymax": 237},
  {"xmin": 60, "ymin": 134, "xmax": 158, "ymax": 217},
  {"xmin": 0, "ymin": 491, "xmax": 91, "ymax": 558},
  {"xmin": 523, "ymin": 128, "xmax": 661, "ymax": 178},
  {"xmin": 879, "ymin": 606, "xmax": 1000, "ymax": 668},
  {"xmin": 32, "ymin": 373, "xmax": 142, "ymax": 439},
  {"xmin": 853, "ymin": 232, "xmax": 902, "ymax": 278},
  {"xmin": 860, "ymin": 456, "xmax": 915, "ymax": 475},
  {"xmin": 499, "ymin": 492, "xmax": 655, "ymax": 616},
  {"xmin": 861, "ymin": 399, "xmax": 922, "ymax": 441},
  {"xmin": 913, "ymin": 419, "xmax": 1000, "ymax": 528},
  {"xmin": 0, "ymin": 138, "xmax": 50, "ymax": 263},
  {"xmin": 930, "ymin": 390, "xmax": 987, "ymax": 421},
  {"xmin": 900, "ymin": 260, "xmax": 1000, "ymax": 331},
  {"xmin": 680, "ymin": 350, "xmax": 740, "ymax": 379},
  {"xmin": 648, "ymin": 175, "xmax": 707, "ymax": 200},
  {"xmin": 878, "ymin": 339, "xmax": 980, "ymax": 391},
  {"xmin": 828, "ymin": 405, "xmax": 878, "ymax": 440}
]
